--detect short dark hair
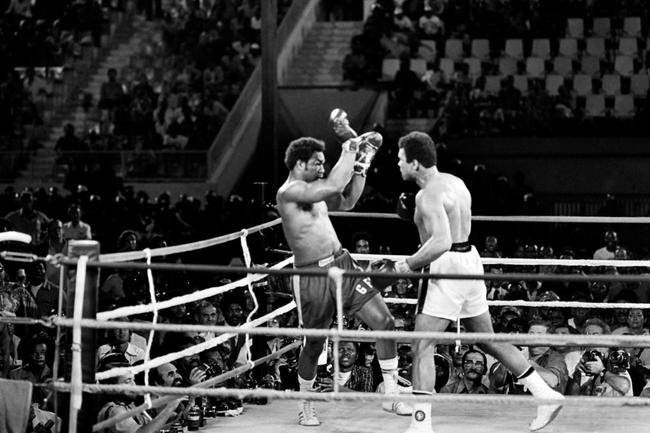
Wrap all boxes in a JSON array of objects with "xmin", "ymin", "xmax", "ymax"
[
  {"xmin": 397, "ymin": 132, "xmax": 437, "ymax": 168},
  {"xmin": 284, "ymin": 137, "xmax": 325, "ymax": 170}
]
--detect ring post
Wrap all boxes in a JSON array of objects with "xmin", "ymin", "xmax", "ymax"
[{"xmin": 65, "ymin": 240, "xmax": 99, "ymax": 433}]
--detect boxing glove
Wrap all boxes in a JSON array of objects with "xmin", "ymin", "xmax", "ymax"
[
  {"xmin": 353, "ymin": 131, "xmax": 383, "ymax": 176},
  {"xmin": 396, "ymin": 192, "xmax": 415, "ymax": 221},
  {"xmin": 330, "ymin": 108, "xmax": 357, "ymax": 142}
]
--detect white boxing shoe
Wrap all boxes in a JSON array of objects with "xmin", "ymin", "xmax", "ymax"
[
  {"xmin": 529, "ymin": 391, "xmax": 564, "ymax": 431},
  {"xmin": 298, "ymin": 400, "xmax": 320, "ymax": 426},
  {"xmin": 382, "ymin": 401, "xmax": 413, "ymax": 416}
]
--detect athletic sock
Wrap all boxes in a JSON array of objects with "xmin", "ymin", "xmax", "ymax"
[
  {"xmin": 411, "ymin": 391, "xmax": 432, "ymax": 426},
  {"xmin": 378, "ymin": 357, "xmax": 399, "ymax": 394},
  {"xmin": 298, "ymin": 376, "xmax": 316, "ymax": 393},
  {"xmin": 517, "ymin": 368, "xmax": 556, "ymax": 398}
]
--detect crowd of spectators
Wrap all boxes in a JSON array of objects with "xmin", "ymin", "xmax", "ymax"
[
  {"xmin": 343, "ymin": 0, "xmax": 650, "ymax": 137},
  {"xmin": 0, "ymin": 177, "xmax": 648, "ymax": 431},
  {"xmin": 56, "ymin": 0, "xmax": 295, "ymax": 184},
  {"xmin": 0, "ymin": 0, "xmax": 127, "ymax": 165}
]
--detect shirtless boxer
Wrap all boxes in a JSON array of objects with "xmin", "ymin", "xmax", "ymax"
[
  {"xmin": 277, "ymin": 123, "xmax": 411, "ymax": 426},
  {"xmin": 392, "ymin": 132, "xmax": 564, "ymax": 432}
]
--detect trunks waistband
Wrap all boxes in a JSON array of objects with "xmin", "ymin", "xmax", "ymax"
[
  {"xmin": 450, "ymin": 241, "xmax": 471, "ymax": 252},
  {"xmin": 295, "ymin": 248, "xmax": 345, "ymax": 268}
]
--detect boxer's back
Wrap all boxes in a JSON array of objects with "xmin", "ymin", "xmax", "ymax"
[{"xmin": 417, "ymin": 172, "xmax": 472, "ymax": 244}]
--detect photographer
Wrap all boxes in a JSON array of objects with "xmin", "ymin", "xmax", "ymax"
[
  {"xmin": 316, "ymin": 341, "xmax": 374, "ymax": 393},
  {"xmin": 567, "ymin": 318, "xmax": 632, "ymax": 396}
]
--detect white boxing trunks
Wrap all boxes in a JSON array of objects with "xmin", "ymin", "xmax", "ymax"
[{"xmin": 417, "ymin": 243, "xmax": 488, "ymax": 320}]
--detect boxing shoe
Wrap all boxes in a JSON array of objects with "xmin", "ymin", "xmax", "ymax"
[
  {"xmin": 298, "ymin": 400, "xmax": 320, "ymax": 426},
  {"xmin": 529, "ymin": 391, "xmax": 564, "ymax": 431},
  {"xmin": 382, "ymin": 401, "xmax": 413, "ymax": 416}
]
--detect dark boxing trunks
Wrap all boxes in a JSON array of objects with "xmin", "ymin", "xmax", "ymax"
[{"xmin": 291, "ymin": 249, "xmax": 379, "ymax": 329}]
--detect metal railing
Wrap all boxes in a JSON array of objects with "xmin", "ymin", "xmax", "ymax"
[{"xmin": 2, "ymin": 150, "xmax": 207, "ymax": 181}]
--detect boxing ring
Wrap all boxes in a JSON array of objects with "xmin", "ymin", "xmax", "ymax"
[{"xmin": 3, "ymin": 212, "xmax": 650, "ymax": 433}]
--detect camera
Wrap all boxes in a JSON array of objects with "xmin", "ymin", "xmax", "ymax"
[
  {"xmin": 581, "ymin": 350, "xmax": 604, "ymax": 376},
  {"xmin": 607, "ymin": 349, "xmax": 630, "ymax": 372}
]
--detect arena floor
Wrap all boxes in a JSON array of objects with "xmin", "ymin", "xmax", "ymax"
[{"xmin": 203, "ymin": 398, "xmax": 650, "ymax": 433}]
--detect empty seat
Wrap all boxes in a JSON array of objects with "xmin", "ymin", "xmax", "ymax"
[
  {"xmin": 618, "ymin": 38, "xmax": 638, "ymax": 56},
  {"xmin": 602, "ymin": 74, "xmax": 621, "ymax": 95},
  {"xmin": 418, "ymin": 40, "xmax": 437, "ymax": 62},
  {"xmin": 623, "ymin": 17, "xmax": 642, "ymax": 38},
  {"xmin": 553, "ymin": 56, "xmax": 574, "ymax": 77},
  {"xmin": 545, "ymin": 75, "xmax": 564, "ymax": 96},
  {"xmin": 381, "ymin": 58, "xmax": 400, "ymax": 79},
  {"xmin": 485, "ymin": 75, "xmax": 502, "ymax": 95},
  {"xmin": 573, "ymin": 74, "xmax": 593, "ymax": 95},
  {"xmin": 531, "ymin": 39, "xmax": 551, "ymax": 59},
  {"xmin": 585, "ymin": 94, "xmax": 606, "ymax": 117},
  {"xmin": 558, "ymin": 38, "xmax": 579, "ymax": 58},
  {"xmin": 411, "ymin": 58, "xmax": 427, "ymax": 76},
  {"xmin": 464, "ymin": 58, "xmax": 482, "ymax": 77},
  {"xmin": 614, "ymin": 95, "xmax": 635, "ymax": 117},
  {"xmin": 631, "ymin": 74, "xmax": 650, "ymax": 96},
  {"xmin": 614, "ymin": 55, "xmax": 634, "ymax": 76},
  {"xmin": 471, "ymin": 39, "xmax": 490, "ymax": 61},
  {"xmin": 580, "ymin": 55, "xmax": 601, "ymax": 77},
  {"xmin": 505, "ymin": 39, "xmax": 524, "ymax": 59},
  {"xmin": 513, "ymin": 75, "xmax": 529, "ymax": 95},
  {"xmin": 591, "ymin": 17, "xmax": 611, "ymax": 37},
  {"xmin": 566, "ymin": 18, "xmax": 584, "ymax": 38},
  {"xmin": 526, "ymin": 57, "xmax": 545, "ymax": 78},
  {"xmin": 586, "ymin": 37, "xmax": 606, "ymax": 58},
  {"xmin": 445, "ymin": 39, "xmax": 464, "ymax": 61},
  {"xmin": 439, "ymin": 58, "xmax": 455, "ymax": 77},
  {"xmin": 499, "ymin": 57, "xmax": 518, "ymax": 76}
]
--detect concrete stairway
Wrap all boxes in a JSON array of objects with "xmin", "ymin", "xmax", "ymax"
[
  {"xmin": 284, "ymin": 21, "xmax": 363, "ymax": 86},
  {"xmin": 17, "ymin": 18, "xmax": 158, "ymax": 182}
]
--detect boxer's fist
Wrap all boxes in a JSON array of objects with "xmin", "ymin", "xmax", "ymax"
[
  {"xmin": 370, "ymin": 258, "xmax": 398, "ymax": 290},
  {"xmin": 396, "ymin": 192, "xmax": 415, "ymax": 221},
  {"xmin": 353, "ymin": 131, "xmax": 383, "ymax": 176},
  {"xmin": 330, "ymin": 108, "xmax": 357, "ymax": 142}
]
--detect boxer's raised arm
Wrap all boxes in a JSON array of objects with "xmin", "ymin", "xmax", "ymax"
[{"xmin": 279, "ymin": 148, "xmax": 356, "ymax": 205}]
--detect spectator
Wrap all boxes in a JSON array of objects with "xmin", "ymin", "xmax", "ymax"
[
  {"xmin": 418, "ymin": 5, "xmax": 444, "ymax": 40},
  {"xmin": 342, "ymin": 35, "xmax": 370, "ymax": 85},
  {"xmin": 5, "ymin": 190, "xmax": 51, "ymax": 244},
  {"xmin": 593, "ymin": 231, "xmax": 619, "ymax": 260},
  {"xmin": 490, "ymin": 320, "xmax": 568, "ymax": 394},
  {"xmin": 5, "ymin": 0, "xmax": 32, "ymax": 17},
  {"xmin": 480, "ymin": 235, "xmax": 502, "ymax": 258},
  {"xmin": 441, "ymin": 349, "xmax": 489, "ymax": 394},
  {"xmin": 96, "ymin": 327, "xmax": 145, "ymax": 368},
  {"xmin": 318, "ymin": 341, "xmax": 374, "ymax": 392},
  {"xmin": 392, "ymin": 57, "xmax": 422, "ymax": 118},
  {"xmin": 96, "ymin": 355, "xmax": 180, "ymax": 432},
  {"xmin": 63, "ymin": 203, "xmax": 92, "ymax": 241},
  {"xmin": 351, "ymin": 231, "xmax": 373, "ymax": 270},
  {"xmin": 9, "ymin": 333, "xmax": 52, "ymax": 408},
  {"xmin": 194, "ymin": 300, "xmax": 221, "ymax": 341},
  {"xmin": 99, "ymin": 68, "xmax": 125, "ymax": 130},
  {"xmin": 221, "ymin": 293, "xmax": 250, "ymax": 369},
  {"xmin": 567, "ymin": 318, "xmax": 633, "ymax": 397}
]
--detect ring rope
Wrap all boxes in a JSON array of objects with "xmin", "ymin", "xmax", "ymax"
[
  {"xmin": 97, "ymin": 256, "xmax": 294, "ymax": 320},
  {"xmin": 91, "ymin": 340, "xmax": 302, "ymax": 432},
  {"xmin": 95, "ymin": 301, "xmax": 297, "ymax": 381},
  {"xmin": 56, "ymin": 257, "xmax": 650, "ymax": 284},
  {"xmin": 99, "ymin": 218, "xmax": 282, "ymax": 263},
  {"xmin": 382, "ymin": 298, "xmax": 650, "ymax": 310},
  {"xmin": 329, "ymin": 211, "xmax": 650, "ymax": 224},
  {"xmin": 55, "ymin": 384, "xmax": 650, "ymax": 408},
  {"xmin": 352, "ymin": 253, "xmax": 650, "ymax": 268},
  {"xmin": 55, "ymin": 318, "xmax": 650, "ymax": 348}
]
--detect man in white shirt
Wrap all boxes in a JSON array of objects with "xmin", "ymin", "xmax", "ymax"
[
  {"xmin": 593, "ymin": 230, "xmax": 618, "ymax": 260},
  {"xmin": 62, "ymin": 204, "xmax": 92, "ymax": 241}
]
